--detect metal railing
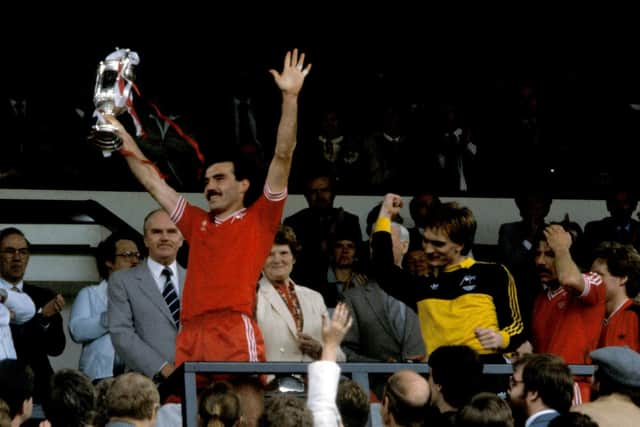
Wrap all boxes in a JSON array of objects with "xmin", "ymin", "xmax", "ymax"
[{"xmin": 160, "ymin": 361, "xmax": 595, "ymax": 427}]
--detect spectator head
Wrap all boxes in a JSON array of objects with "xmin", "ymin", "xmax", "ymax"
[
  {"xmin": 514, "ymin": 189, "xmax": 552, "ymax": 225},
  {"xmin": 198, "ymin": 381, "xmax": 241, "ymax": 427},
  {"xmin": 43, "ymin": 369, "xmax": 96, "ymax": 427},
  {"xmin": 390, "ymin": 222, "xmax": 410, "ymax": 267},
  {"xmin": 272, "ymin": 224, "xmax": 301, "ymax": 260},
  {"xmin": 332, "ymin": 225, "xmax": 362, "ymax": 270},
  {"xmin": 380, "ymin": 369, "xmax": 430, "ymax": 427},
  {"xmin": 0, "ymin": 359, "xmax": 34, "ymax": 423},
  {"xmin": 106, "ymin": 373, "xmax": 160, "ymax": 425},
  {"xmin": 259, "ymin": 394, "xmax": 313, "ymax": 427},
  {"xmin": 455, "ymin": 392, "xmax": 514, "ymax": 427},
  {"xmin": 337, "ymin": 378, "xmax": 369, "ymax": 427},
  {"xmin": 143, "ymin": 209, "xmax": 184, "ymax": 265},
  {"xmin": 303, "ymin": 172, "xmax": 336, "ymax": 210},
  {"xmin": 590, "ymin": 242, "xmax": 640, "ymax": 300},
  {"xmin": 96, "ymin": 232, "xmax": 142, "ymax": 280},
  {"xmin": 605, "ymin": 188, "xmax": 638, "ymax": 224},
  {"xmin": 428, "ymin": 345, "xmax": 482, "ymax": 412},
  {"xmin": 509, "ymin": 353, "xmax": 573, "ymax": 416},
  {"xmin": 422, "ymin": 203, "xmax": 477, "ymax": 270},
  {"xmin": 589, "ymin": 346, "xmax": 640, "ymax": 405},
  {"xmin": 403, "ymin": 246, "xmax": 429, "ymax": 277},
  {"xmin": 409, "ymin": 189, "xmax": 440, "ymax": 229},
  {"xmin": 0, "ymin": 227, "xmax": 30, "ymax": 285}
]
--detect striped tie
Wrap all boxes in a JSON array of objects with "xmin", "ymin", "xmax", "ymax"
[{"xmin": 162, "ymin": 268, "xmax": 180, "ymax": 328}]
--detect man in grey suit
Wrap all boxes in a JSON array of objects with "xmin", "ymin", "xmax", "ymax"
[
  {"xmin": 342, "ymin": 222, "xmax": 425, "ymax": 399},
  {"xmin": 508, "ymin": 353, "xmax": 574, "ymax": 427},
  {"xmin": 108, "ymin": 209, "xmax": 185, "ymax": 383}
]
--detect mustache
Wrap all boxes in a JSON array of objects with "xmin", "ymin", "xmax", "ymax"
[
  {"xmin": 536, "ymin": 267, "xmax": 552, "ymax": 275},
  {"xmin": 206, "ymin": 190, "xmax": 222, "ymax": 201}
]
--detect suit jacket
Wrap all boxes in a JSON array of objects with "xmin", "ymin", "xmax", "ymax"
[
  {"xmin": 584, "ymin": 217, "xmax": 640, "ymax": 251},
  {"xmin": 256, "ymin": 276, "xmax": 345, "ymax": 362},
  {"xmin": 10, "ymin": 283, "xmax": 65, "ymax": 403},
  {"xmin": 342, "ymin": 281, "xmax": 425, "ymax": 363},
  {"xmin": 527, "ymin": 410, "xmax": 559, "ymax": 427},
  {"xmin": 284, "ymin": 207, "xmax": 362, "ymax": 292},
  {"xmin": 108, "ymin": 261, "xmax": 185, "ymax": 377}
]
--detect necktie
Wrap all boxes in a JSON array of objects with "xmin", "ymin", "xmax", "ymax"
[{"xmin": 161, "ymin": 268, "xmax": 180, "ymax": 328}]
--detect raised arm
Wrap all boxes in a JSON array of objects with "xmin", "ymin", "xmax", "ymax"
[
  {"xmin": 307, "ymin": 302, "xmax": 352, "ymax": 427},
  {"xmin": 266, "ymin": 49, "xmax": 311, "ymax": 194},
  {"xmin": 545, "ymin": 224, "xmax": 585, "ymax": 293},
  {"xmin": 103, "ymin": 115, "xmax": 180, "ymax": 214}
]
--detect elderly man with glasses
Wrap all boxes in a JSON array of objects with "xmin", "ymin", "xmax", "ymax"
[
  {"xmin": 0, "ymin": 226, "xmax": 66, "ymax": 403},
  {"xmin": 69, "ymin": 232, "xmax": 142, "ymax": 382}
]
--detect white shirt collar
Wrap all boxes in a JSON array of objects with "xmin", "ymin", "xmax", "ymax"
[
  {"xmin": 525, "ymin": 409, "xmax": 558, "ymax": 427},
  {"xmin": 0, "ymin": 277, "xmax": 24, "ymax": 291},
  {"xmin": 146, "ymin": 258, "xmax": 178, "ymax": 283}
]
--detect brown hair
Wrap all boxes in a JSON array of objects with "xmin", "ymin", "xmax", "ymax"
[
  {"xmin": 198, "ymin": 381, "xmax": 241, "ymax": 427},
  {"xmin": 106, "ymin": 373, "xmax": 159, "ymax": 421}
]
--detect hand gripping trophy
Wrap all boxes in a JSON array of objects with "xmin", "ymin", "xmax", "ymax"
[{"xmin": 87, "ymin": 48, "xmax": 141, "ymax": 156}]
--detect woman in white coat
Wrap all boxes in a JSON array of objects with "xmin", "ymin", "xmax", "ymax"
[
  {"xmin": 68, "ymin": 233, "xmax": 141, "ymax": 382},
  {"xmin": 257, "ymin": 225, "xmax": 345, "ymax": 362}
]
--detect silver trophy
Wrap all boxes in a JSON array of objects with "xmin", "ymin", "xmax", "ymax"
[{"xmin": 88, "ymin": 48, "xmax": 140, "ymax": 154}]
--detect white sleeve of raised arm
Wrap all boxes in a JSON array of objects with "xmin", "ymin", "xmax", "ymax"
[{"xmin": 307, "ymin": 360, "xmax": 342, "ymax": 427}]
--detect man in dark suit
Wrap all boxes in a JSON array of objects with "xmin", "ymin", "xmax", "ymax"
[
  {"xmin": 0, "ymin": 227, "xmax": 66, "ymax": 403},
  {"xmin": 108, "ymin": 209, "xmax": 185, "ymax": 383},
  {"xmin": 284, "ymin": 171, "xmax": 362, "ymax": 291},
  {"xmin": 584, "ymin": 188, "xmax": 640, "ymax": 253},
  {"xmin": 342, "ymin": 222, "xmax": 425, "ymax": 399}
]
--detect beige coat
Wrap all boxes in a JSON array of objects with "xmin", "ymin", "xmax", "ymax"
[
  {"xmin": 572, "ymin": 393, "xmax": 640, "ymax": 427},
  {"xmin": 256, "ymin": 276, "xmax": 345, "ymax": 362}
]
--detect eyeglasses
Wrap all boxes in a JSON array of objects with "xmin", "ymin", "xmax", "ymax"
[
  {"xmin": 0, "ymin": 247, "xmax": 30, "ymax": 257},
  {"xmin": 115, "ymin": 251, "xmax": 141, "ymax": 259},
  {"xmin": 509, "ymin": 376, "xmax": 524, "ymax": 388}
]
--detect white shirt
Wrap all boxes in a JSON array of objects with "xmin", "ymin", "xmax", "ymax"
[
  {"xmin": 0, "ymin": 278, "xmax": 36, "ymax": 323},
  {"xmin": 146, "ymin": 259, "xmax": 180, "ymax": 296}
]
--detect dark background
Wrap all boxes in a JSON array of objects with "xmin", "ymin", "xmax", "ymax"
[{"xmin": 2, "ymin": 16, "xmax": 639, "ymax": 197}]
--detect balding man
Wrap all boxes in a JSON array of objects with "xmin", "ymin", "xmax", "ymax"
[
  {"xmin": 343, "ymin": 222, "xmax": 426, "ymax": 398},
  {"xmin": 380, "ymin": 369, "xmax": 430, "ymax": 427}
]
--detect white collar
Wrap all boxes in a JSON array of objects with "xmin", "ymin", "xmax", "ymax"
[
  {"xmin": 0, "ymin": 277, "xmax": 24, "ymax": 291},
  {"xmin": 525, "ymin": 409, "xmax": 558, "ymax": 427},
  {"xmin": 214, "ymin": 208, "xmax": 247, "ymax": 224},
  {"xmin": 146, "ymin": 258, "xmax": 178, "ymax": 281}
]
